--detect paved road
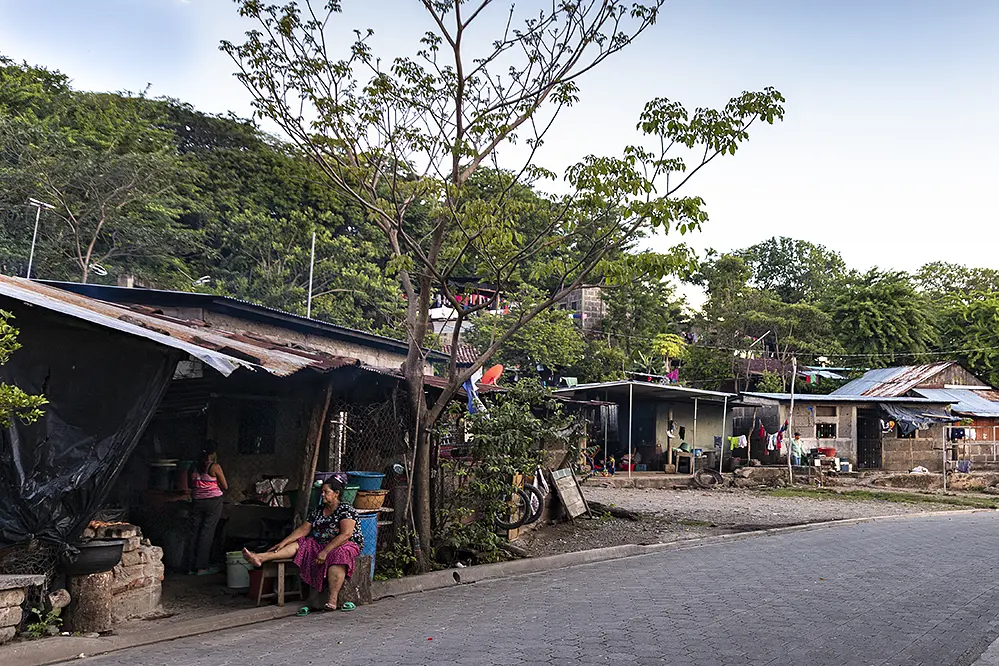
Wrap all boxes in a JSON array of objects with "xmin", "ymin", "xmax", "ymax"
[{"xmin": 83, "ymin": 512, "xmax": 999, "ymax": 666}]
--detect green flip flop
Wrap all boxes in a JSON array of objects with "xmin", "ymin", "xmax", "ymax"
[
  {"xmin": 340, "ymin": 602, "xmax": 356, "ymax": 612},
  {"xmin": 296, "ymin": 606, "xmax": 310, "ymax": 617}
]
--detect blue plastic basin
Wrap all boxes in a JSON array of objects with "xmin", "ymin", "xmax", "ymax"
[{"xmin": 347, "ymin": 471, "xmax": 385, "ymax": 491}]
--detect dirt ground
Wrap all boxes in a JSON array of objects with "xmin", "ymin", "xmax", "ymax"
[{"xmin": 515, "ymin": 486, "xmax": 972, "ymax": 558}]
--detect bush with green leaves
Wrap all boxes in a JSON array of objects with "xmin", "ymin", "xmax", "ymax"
[
  {"xmin": 435, "ymin": 380, "xmax": 582, "ymax": 563},
  {"xmin": 0, "ymin": 310, "xmax": 46, "ymax": 428}
]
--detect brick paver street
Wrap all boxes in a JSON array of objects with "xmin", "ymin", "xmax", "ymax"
[{"xmin": 83, "ymin": 512, "xmax": 999, "ymax": 665}]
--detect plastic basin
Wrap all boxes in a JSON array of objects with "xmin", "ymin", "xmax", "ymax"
[
  {"xmin": 341, "ymin": 485, "xmax": 359, "ymax": 505},
  {"xmin": 347, "ymin": 471, "xmax": 385, "ymax": 491},
  {"xmin": 63, "ymin": 539, "xmax": 125, "ymax": 576}
]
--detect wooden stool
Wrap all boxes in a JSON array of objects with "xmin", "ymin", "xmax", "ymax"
[{"xmin": 255, "ymin": 558, "xmax": 304, "ymax": 607}]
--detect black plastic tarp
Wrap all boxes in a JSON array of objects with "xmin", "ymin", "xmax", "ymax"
[
  {"xmin": 0, "ymin": 302, "xmax": 179, "ymax": 549},
  {"xmin": 880, "ymin": 402, "xmax": 958, "ymax": 437}
]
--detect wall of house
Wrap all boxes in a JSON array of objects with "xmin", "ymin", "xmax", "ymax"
[
  {"xmin": 921, "ymin": 365, "xmax": 986, "ymax": 388},
  {"xmin": 882, "ymin": 424, "xmax": 946, "ymax": 471},
  {"xmin": 782, "ymin": 403, "xmax": 857, "ymax": 464},
  {"xmin": 207, "ymin": 393, "xmax": 313, "ymax": 500},
  {"xmin": 655, "ymin": 401, "xmax": 728, "ymax": 453}
]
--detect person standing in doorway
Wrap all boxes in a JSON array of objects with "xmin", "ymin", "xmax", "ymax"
[
  {"xmin": 791, "ymin": 432, "xmax": 806, "ymax": 466},
  {"xmin": 188, "ymin": 441, "xmax": 227, "ymax": 575}
]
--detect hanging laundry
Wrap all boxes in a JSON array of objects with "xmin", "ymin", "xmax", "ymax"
[
  {"xmin": 728, "ymin": 436, "xmax": 741, "ymax": 450},
  {"xmin": 757, "ymin": 422, "xmax": 766, "ymax": 440},
  {"xmin": 737, "ymin": 435, "xmax": 748, "ymax": 448},
  {"xmin": 766, "ymin": 432, "xmax": 778, "ymax": 451},
  {"xmin": 714, "ymin": 436, "xmax": 723, "ymax": 450},
  {"xmin": 666, "ymin": 369, "xmax": 679, "ymax": 382},
  {"xmin": 666, "ymin": 420, "xmax": 678, "ymax": 439},
  {"xmin": 779, "ymin": 420, "xmax": 789, "ymax": 433},
  {"xmin": 969, "ymin": 428, "xmax": 977, "ymax": 441}
]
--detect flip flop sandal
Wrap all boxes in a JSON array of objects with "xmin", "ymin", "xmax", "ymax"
[
  {"xmin": 296, "ymin": 606, "xmax": 310, "ymax": 617},
  {"xmin": 340, "ymin": 602, "xmax": 356, "ymax": 612}
]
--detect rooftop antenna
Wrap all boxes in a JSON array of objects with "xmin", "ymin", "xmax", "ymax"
[{"xmin": 25, "ymin": 198, "xmax": 55, "ymax": 279}]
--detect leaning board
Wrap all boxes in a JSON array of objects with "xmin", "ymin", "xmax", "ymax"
[{"xmin": 551, "ymin": 468, "xmax": 589, "ymax": 520}]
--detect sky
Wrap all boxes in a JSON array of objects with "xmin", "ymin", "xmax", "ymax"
[{"xmin": 1, "ymin": 0, "xmax": 997, "ymax": 279}]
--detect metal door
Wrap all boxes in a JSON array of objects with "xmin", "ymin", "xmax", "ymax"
[{"xmin": 856, "ymin": 408, "xmax": 882, "ymax": 469}]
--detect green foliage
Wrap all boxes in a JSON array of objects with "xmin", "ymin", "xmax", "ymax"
[
  {"xmin": 938, "ymin": 292, "xmax": 999, "ymax": 388},
  {"xmin": 24, "ymin": 606, "xmax": 62, "ymax": 639},
  {"xmin": 757, "ymin": 370, "xmax": 785, "ymax": 394},
  {"xmin": 465, "ymin": 288, "xmax": 585, "ymax": 373},
  {"xmin": 567, "ymin": 339, "xmax": 627, "ymax": 383},
  {"xmin": 829, "ymin": 270, "xmax": 937, "ymax": 367},
  {"xmin": 736, "ymin": 236, "xmax": 846, "ymax": 303},
  {"xmin": 436, "ymin": 380, "xmax": 582, "ymax": 562},
  {"xmin": 601, "ymin": 279, "xmax": 687, "ymax": 362},
  {"xmin": 678, "ymin": 345, "xmax": 732, "ymax": 390},
  {"xmin": 373, "ymin": 528, "xmax": 418, "ymax": 580},
  {"xmin": 0, "ymin": 310, "xmax": 47, "ymax": 428}
]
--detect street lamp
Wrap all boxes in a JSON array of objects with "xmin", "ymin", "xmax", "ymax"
[{"xmin": 25, "ymin": 198, "xmax": 55, "ymax": 279}]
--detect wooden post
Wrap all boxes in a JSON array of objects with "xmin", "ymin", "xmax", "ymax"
[
  {"xmin": 65, "ymin": 572, "xmax": 113, "ymax": 634},
  {"xmin": 294, "ymin": 376, "xmax": 336, "ymax": 523}
]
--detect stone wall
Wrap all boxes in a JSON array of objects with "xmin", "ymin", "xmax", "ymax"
[
  {"xmin": 86, "ymin": 524, "xmax": 164, "ymax": 623},
  {"xmin": 0, "ymin": 574, "xmax": 44, "ymax": 644}
]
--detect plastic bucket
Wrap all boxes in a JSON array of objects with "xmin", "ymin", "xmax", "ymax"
[
  {"xmin": 342, "ymin": 485, "xmax": 359, "ymax": 505},
  {"xmin": 348, "ymin": 471, "xmax": 385, "ymax": 491},
  {"xmin": 357, "ymin": 512, "xmax": 378, "ymax": 580},
  {"xmin": 226, "ymin": 551, "xmax": 251, "ymax": 589}
]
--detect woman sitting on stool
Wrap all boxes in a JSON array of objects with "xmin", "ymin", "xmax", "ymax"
[{"xmin": 243, "ymin": 474, "xmax": 364, "ymax": 611}]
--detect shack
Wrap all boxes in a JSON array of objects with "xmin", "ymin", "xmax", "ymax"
[
  {"xmin": 553, "ymin": 380, "xmax": 737, "ymax": 475},
  {"xmin": 739, "ymin": 392, "xmax": 958, "ymax": 471},
  {"xmin": 0, "ymin": 276, "xmax": 443, "ymax": 624}
]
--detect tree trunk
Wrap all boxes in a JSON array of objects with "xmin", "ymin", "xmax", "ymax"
[
  {"xmin": 294, "ymin": 376, "xmax": 335, "ymax": 523},
  {"xmin": 65, "ymin": 572, "xmax": 113, "ymax": 633},
  {"xmin": 403, "ymin": 348, "xmax": 434, "ymax": 572}
]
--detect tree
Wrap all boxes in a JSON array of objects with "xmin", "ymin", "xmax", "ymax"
[
  {"xmin": 829, "ymin": 270, "xmax": 937, "ymax": 367},
  {"xmin": 465, "ymin": 291, "xmax": 585, "ymax": 374},
  {"xmin": 224, "ymin": 0, "xmax": 784, "ymax": 565},
  {"xmin": 568, "ymin": 339, "xmax": 627, "ymax": 383},
  {"xmin": 938, "ymin": 293, "xmax": 999, "ymax": 388},
  {"xmin": 0, "ymin": 83, "xmax": 194, "ymax": 285},
  {"xmin": 736, "ymin": 236, "xmax": 846, "ymax": 303},
  {"xmin": 915, "ymin": 261, "xmax": 999, "ymax": 305},
  {"xmin": 0, "ymin": 310, "xmax": 46, "ymax": 428},
  {"xmin": 601, "ymin": 278, "xmax": 686, "ymax": 361}
]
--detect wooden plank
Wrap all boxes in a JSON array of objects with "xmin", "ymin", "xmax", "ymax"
[{"xmin": 551, "ymin": 468, "xmax": 587, "ymax": 520}]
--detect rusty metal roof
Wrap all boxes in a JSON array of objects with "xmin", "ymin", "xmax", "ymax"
[
  {"xmin": 830, "ymin": 362, "xmax": 954, "ymax": 397},
  {"xmin": 439, "ymin": 343, "xmax": 480, "ymax": 367},
  {"xmin": 0, "ymin": 276, "xmax": 360, "ymax": 377}
]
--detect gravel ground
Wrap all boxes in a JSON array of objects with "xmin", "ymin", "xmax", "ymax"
[{"xmin": 516, "ymin": 487, "xmax": 964, "ymax": 558}]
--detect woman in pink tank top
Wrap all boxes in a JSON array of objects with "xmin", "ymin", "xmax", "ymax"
[{"xmin": 188, "ymin": 441, "xmax": 227, "ymax": 575}]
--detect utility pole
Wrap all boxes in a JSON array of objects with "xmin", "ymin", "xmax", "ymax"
[
  {"xmin": 25, "ymin": 198, "xmax": 55, "ymax": 278},
  {"xmin": 306, "ymin": 230, "xmax": 316, "ymax": 318}
]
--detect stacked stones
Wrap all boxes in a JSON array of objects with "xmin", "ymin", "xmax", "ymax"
[
  {"xmin": 0, "ymin": 574, "xmax": 45, "ymax": 644},
  {"xmin": 85, "ymin": 524, "xmax": 165, "ymax": 623}
]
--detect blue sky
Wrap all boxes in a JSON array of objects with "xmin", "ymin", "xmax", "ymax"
[{"xmin": 1, "ymin": 0, "xmax": 997, "ymax": 277}]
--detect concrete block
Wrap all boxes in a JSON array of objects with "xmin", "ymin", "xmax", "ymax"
[
  {"xmin": 0, "ymin": 606, "xmax": 22, "ymax": 628},
  {"xmin": 121, "ymin": 550, "xmax": 142, "ymax": 567},
  {"xmin": 0, "ymin": 589, "xmax": 25, "ymax": 608},
  {"xmin": 121, "ymin": 537, "xmax": 142, "ymax": 553},
  {"xmin": 0, "ymin": 626, "xmax": 15, "ymax": 645},
  {"xmin": 0, "ymin": 574, "xmax": 44, "ymax": 592},
  {"xmin": 112, "ymin": 584, "xmax": 162, "ymax": 623}
]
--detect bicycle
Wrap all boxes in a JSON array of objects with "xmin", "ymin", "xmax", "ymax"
[{"xmin": 493, "ymin": 486, "xmax": 533, "ymax": 531}]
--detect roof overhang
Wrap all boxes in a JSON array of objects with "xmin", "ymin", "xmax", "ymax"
[{"xmin": 554, "ymin": 380, "xmax": 736, "ymax": 404}]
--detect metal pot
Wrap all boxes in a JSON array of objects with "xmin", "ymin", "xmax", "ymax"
[{"xmin": 62, "ymin": 539, "xmax": 126, "ymax": 576}]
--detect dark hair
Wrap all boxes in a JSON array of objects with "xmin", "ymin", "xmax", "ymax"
[
  {"xmin": 323, "ymin": 477, "xmax": 346, "ymax": 493},
  {"xmin": 793, "ymin": 432, "xmax": 801, "ymax": 438},
  {"xmin": 198, "ymin": 440, "xmax": 219, "ymax": 474}
]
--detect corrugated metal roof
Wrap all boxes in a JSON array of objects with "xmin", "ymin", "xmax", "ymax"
[
  {"xmin": 911, "ymin": 388, "xmax": 999, "ymax": 418},
  {"xmin": 0, "ymin": 276, "xmax": 359, "ymax": 377},
  {"xmin": 742, "ymin": 392, "xmax": 955, "ymax": 404},
  {"xmin": 439, "ymin": 343, "xmax": 480, "ymax": 366},
  {"xmin": 830, "ymin": 362, "xmax": 954, "ymax": 397}
]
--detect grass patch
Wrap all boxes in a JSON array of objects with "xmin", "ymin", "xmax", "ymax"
[{"xmin": 766, "ymin": 487, "xmax": 999, "ymax": 510}]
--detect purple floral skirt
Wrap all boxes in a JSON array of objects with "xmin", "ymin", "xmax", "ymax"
[{"xmin": 293, "ymin": 536, "xmax": 360, "ymax": 592}]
